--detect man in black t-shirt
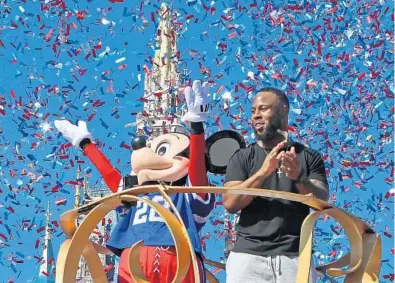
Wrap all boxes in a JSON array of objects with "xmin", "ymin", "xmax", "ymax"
[{"xmin": 223, "ymin": 87, "xmax": 329, "ymax": 283}]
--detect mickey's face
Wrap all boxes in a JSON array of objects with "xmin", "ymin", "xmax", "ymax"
[
  {"xmin": 131, "ymin": 134, "xmax": 190, "ymax": 185},
  {"xmin": 148, "ymin": 133, "xmax": 190, "ymax": 159},
  {"xmin": 130, "ymin": 129, "xmax": 246, "ymax": 185}
]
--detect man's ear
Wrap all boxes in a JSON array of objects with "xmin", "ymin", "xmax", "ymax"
[
  {"xmin": 205, "ymin": 130, "xmax": 246, "ymax": 174},
  {"xmin": 280, "ymin": 103, "xmax": 289, "ymax": 115}
]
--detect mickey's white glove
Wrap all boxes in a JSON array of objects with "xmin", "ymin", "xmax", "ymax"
[
  {"xmin": 54, "ymin": 120, "xmax": 93, "ymax": 148},
  {"xmin": 181, "ymin": 80, "xmax": 210, "ymax": 123}
]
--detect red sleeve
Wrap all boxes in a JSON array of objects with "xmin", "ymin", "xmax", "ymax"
[
  {"xmin": 189, "ymin": 133, "xmax": 208, "ymax": 199},
  {"xmin": 84, "ymin": 143, "xmax": 122, "ymax": 193}
]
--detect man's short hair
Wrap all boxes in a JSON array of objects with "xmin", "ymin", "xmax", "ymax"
[{"xmin": 255, "ymin": 87, "xmax": 290, "ymax": 109}]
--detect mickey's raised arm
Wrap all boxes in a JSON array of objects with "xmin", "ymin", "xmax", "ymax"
[{"xmin": 54, "ymin": 120, "xmax": 122, "ymax": 193}]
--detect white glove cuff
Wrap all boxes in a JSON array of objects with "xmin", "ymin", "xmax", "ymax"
[
  {"xmin": 72, "ymin": 133, "xmax": 93, "ymax": 148},
  {"xmin": 181, "ymin": 112, "xmax": 208, "ymax": 123}
]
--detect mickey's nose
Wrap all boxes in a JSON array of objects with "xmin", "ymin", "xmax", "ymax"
[{"xmin": 132, "ymin": 136, "xmax": 147, "ymax": 150}]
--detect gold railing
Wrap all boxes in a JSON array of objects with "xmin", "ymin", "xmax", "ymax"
[{"xmin": 55, "ymin": 185, "xmax": 381, "ymax": 283}]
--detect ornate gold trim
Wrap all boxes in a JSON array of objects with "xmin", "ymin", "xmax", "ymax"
[{"xmin": 55, "ymin": 185, "xmax": 381, "ymax": 283}]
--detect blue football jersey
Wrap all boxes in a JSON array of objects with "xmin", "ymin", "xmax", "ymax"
[{"xmin": 107, "ymin": 192, "xmax": 215, "ymax": 256}]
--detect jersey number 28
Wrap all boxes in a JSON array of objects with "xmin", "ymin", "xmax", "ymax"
[{"xmin": 132, "ymin": 195, "xmax": 171, "ymax": 225}]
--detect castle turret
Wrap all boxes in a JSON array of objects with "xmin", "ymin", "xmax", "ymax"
[{"xmin": 36, "ymin": 202, "xmax": 55, "ymax": 283}]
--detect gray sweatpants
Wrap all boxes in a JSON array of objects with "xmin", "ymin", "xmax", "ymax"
[{"xmin": 226, "ymin": 252, "xmax": 317, "ymax": 283}]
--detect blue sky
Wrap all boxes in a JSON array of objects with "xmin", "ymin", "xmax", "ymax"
[{"xmin": 0, "ymin": 0, "xmax": 393, "ymax": 282}]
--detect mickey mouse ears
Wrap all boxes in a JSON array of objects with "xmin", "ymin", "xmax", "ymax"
[{"xmin": 205, "ymin": 130, "xmax": 246, "ymax": 174}]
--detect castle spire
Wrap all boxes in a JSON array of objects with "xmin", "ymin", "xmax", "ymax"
[
  {"xmin": 144, "ymin": 2, "xmax": 179, "ymax": 94},
  {"xmin": 132, "ymin": 3, "xmax": 186, "ymax": 138},
  {"xmin": 36, "ymin": 202, "xmax": 55, "ymax": 283},
  {"xmin": 74, "ymin": 168, "xmax": 81, "ymax": 208},
  {"xmin": 45, "ymin": 202, "xmax": 51, "ymax": 240},
  {"xmin": 83, "ymin": 173, "xmax": 91, "ymax": 201}
]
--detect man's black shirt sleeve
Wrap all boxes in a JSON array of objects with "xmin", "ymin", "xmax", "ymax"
[
  {"xmin": 225, "ymin": 150, "xmax": 248, "ymax": 183},
  {"xmin": 306, "ymin": 151, "xmax": 328, "ymax": 184}
]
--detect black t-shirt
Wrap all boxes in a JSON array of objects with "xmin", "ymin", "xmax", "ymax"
[{"xmin": 225, "ymin": 141, "xmax": 328, "ymax": 256}]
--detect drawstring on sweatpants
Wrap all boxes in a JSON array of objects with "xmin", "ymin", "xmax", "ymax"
[
  {"xmin": 271, "ymin": 255, "xmax": 282, "ymax": 280},
  {"xmin": 276, "ymin": 255, "xmax": 282, "ymax": 276}
]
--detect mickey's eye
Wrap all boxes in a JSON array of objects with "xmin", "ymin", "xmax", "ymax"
[{"xmin": 156, "ymin": 142, "xmax": 170, "ymax": 156}]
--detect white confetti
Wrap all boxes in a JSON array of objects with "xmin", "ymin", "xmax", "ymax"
[{"xmin": 115, "ymin": 57, "xmax": 126, "ymax": 64}]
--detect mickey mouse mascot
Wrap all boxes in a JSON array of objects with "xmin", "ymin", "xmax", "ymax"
[{"xmin": 54, "ymin": 80, "xmax": 245, "ymax": 282}]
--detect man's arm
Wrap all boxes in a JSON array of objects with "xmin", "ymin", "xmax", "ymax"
[
  {"xmin": 296, "ymin": 179, "xmax": 329, "ymax": 201},
  {"xmin": 223, "ymin": 171, "xmax": 268, "ymax": 213},
  {"xmin": 281, "ymin": 147, "xmax": 329, "ymax": 201},
  {"xmin": 223, "ymin": 141, "xmax": 286, "ymax": 213}
]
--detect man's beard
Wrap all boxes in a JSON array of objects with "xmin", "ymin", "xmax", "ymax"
[{"xmin": 254, "ymin": 115, "xmax": 282, "ymax": 142}]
